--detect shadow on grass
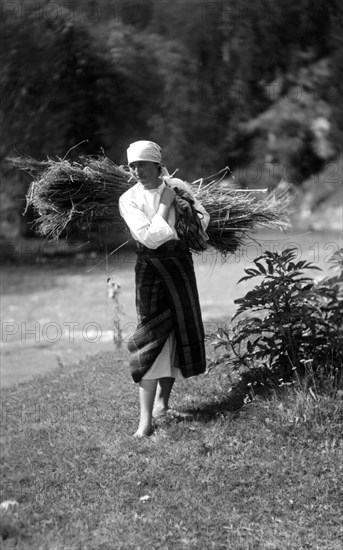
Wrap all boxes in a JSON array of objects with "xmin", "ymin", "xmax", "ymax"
[
  {"xmin": 182, "ymin": 376, "xmax": 275, "ymax": 423},
  {"xmin": 183, "ymin": 390, "xmax": 245, "ymax": 423}
]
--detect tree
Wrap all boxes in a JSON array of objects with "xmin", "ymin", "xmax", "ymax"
[{"xmin": 0, "ymin": 5, "xmax": 141, "ymax": 161}]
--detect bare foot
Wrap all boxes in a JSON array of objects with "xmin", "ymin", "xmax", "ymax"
[{"xmin": 133, "ymin": 426, "xmax": 154, "ymax": 438}]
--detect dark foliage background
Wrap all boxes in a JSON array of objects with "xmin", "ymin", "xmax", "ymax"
[{"xmin": 1, "ymin": 0, "xmax": 342, "ymax": 239}]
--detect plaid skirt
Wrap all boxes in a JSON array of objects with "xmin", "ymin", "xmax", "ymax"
[{"xmin": 128, "ymin": 242, "xmax": 206, "ymax": 383}]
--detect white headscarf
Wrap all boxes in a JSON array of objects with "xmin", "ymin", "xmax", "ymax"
[
  {"xmin": 127, "ymin": 141, "xmax": 162, "ymax": 165},
  {"xmin": 127, "ymin": 140, "xmax": 171, "ymax": 179}
]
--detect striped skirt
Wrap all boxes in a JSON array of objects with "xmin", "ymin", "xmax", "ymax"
[{"xmin": 127, "ymin": 242, "xmax": 206, "ymax": 383}]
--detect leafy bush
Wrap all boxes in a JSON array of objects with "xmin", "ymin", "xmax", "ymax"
[{"xmin": 211, "ymin": 247, "xmax": 343, "ymax": 392}]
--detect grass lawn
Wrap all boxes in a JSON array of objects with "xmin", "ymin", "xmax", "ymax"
[{"xmin": 1, "ymin": 350, "xmax": 342, "ymax": 550}]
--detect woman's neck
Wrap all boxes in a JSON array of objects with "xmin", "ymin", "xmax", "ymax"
[{"xmin": 141, "ymin": 178, "xmax": 163, "ymax": 190}]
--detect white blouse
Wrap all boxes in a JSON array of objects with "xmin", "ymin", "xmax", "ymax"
[{"xmin": 119, "ymin": 177, "xmax": 210, "ymax": 249}]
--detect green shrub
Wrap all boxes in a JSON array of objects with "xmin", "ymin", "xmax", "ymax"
[{"xmin": 211, "ymin": 247, "xmax": 343, "ymax": 393}]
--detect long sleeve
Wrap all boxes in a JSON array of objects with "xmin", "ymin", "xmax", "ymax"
[
  {"xmin": 119, "ymin": 178, "xmax": 210, "ymax": 250},
  {"xmin": 119, "ymin": 192, "xmax": 176, "ymax": 249}
]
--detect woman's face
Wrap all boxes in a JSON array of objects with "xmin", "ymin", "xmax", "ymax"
[{"xmin": 129, "ymin": 161, "xmax": 160, "ymax": 188}]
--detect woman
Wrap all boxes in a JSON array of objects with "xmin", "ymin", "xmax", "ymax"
[{"xmin": 119, "ymin": 140, "xmax": 210, "ymax": 437}]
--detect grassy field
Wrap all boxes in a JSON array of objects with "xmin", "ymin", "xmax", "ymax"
[
  {"xmin": 1, "ymin": 229, "xmax": 342, "ymax": 549},
  {"xmin": 1, "ymin": 352, "xmax": 342, "ymax": 549}
]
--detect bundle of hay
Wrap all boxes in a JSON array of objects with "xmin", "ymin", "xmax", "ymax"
[
  {"xmin": 12, "ymin": 154, "xmax": 134, "ymax": 238},
  {"xmin": 12, "ymin": 154, "xmax": 291, "ymax": 257},
  {"xmin": 193, "ymin": 172, "xmax": 291, "ymax": 255}
]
